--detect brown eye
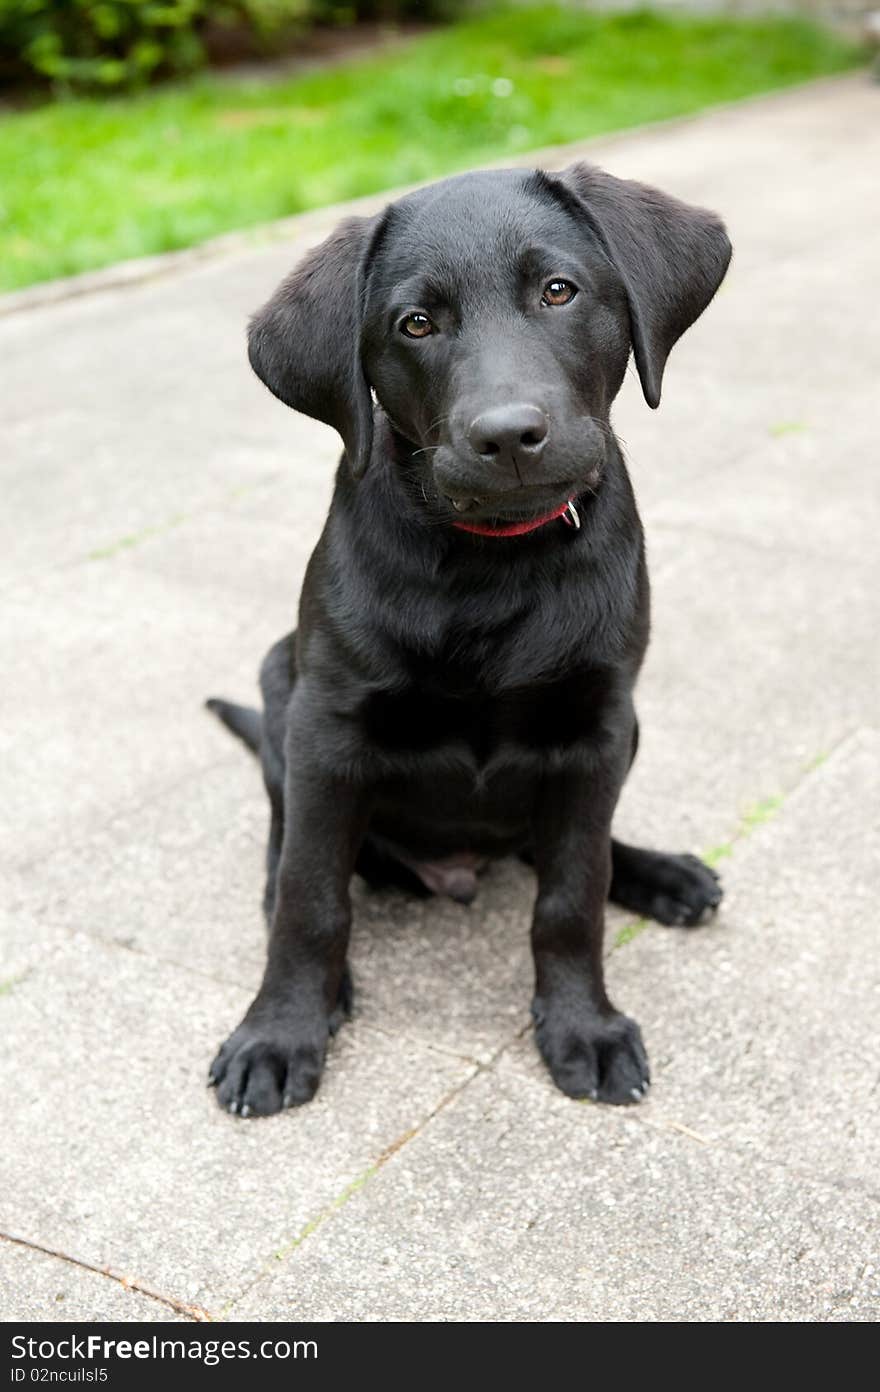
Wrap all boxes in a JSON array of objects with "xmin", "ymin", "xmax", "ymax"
[
  {"xmin": 542, "ymin": 279, "xmax": 577, "ymax": 307},
  {"xmin": 400, "ymin": 313, "xmax": 433, "ymax": 338}
]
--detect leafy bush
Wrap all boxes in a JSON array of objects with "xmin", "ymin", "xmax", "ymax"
[
  {"xmin": 0, "ymin": 0, "xmax": 453, "ymax": 91},
  {"xmin": 2, "ymin": 0, "xmax": 203, "ymax": 88}
]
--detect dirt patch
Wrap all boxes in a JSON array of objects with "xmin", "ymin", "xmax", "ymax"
[{"xmin": 203, "ymin": 18, "xmax": 435, "ymax": 84}]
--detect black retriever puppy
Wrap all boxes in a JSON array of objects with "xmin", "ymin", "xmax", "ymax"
[{"xmin": 207, "ymin": 161, "xmax": 731, "ymax": 1117}]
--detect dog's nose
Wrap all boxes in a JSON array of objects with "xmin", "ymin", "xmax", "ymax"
[{"xmin": 467, "ymin": 404, "xmax": 549, "ymax": 467}]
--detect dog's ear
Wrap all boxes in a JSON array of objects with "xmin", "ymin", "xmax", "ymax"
[
  {"xmin": 555, "ymin": 162, "xmax": 732, "ymax": 408},
  {"xmin": 248, "ymin": 215, "xmax": 377, "ymax": 478}
]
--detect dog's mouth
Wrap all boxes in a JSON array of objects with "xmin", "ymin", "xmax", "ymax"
[
  {"xmin": 444, "ymin": 482, "xmax": 591, "ymax": 538},
  {"xmin": 450, "ymin": 496, "xmax": 579, "ymax": 537}
]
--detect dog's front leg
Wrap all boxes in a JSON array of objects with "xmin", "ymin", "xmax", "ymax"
[
  {"xmin": 531, "ymin": 764, "xmax": 650, "ymax": 1105},
  {"xmin": 210, "ymin": 743, "xmax": 369, "ymax": 1118}
]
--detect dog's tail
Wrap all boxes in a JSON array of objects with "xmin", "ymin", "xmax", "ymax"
[{"xmin": 205, "ymin": 697, "xmax": 262, "ymax": 755}]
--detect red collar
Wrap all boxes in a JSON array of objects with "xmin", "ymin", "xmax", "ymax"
[{"xmin": 452, "ymin": 498, "xmax": 575, "ymax": 538}]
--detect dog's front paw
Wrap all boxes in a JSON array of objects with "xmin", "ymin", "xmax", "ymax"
[
  {"xmin": 533, "ymin": 1002, "xmax": 649, "ymax": 1105},
  {"xmin": 209, "ymin": 1017, "xmax": 328, "ymax": 1118}
]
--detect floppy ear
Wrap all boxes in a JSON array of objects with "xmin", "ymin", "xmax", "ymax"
[
  {"xmin": 555, "ymin": 162, "xmax": 732, "ymax": 408},
  {"xmin": 247, "ymin": 215, "xmax": 376, "ymax": 477}
]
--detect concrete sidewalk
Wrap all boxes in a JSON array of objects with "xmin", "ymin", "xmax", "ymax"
[{"xmin": 1, "ymin": 74, "xmax": 878, "ymax": 1323}]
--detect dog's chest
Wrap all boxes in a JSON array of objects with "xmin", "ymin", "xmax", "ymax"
[{"xmin": 361, "ymin": 666, "xmax": 616, "ymax": 763}]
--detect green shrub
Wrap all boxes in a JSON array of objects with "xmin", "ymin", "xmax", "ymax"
[
  {"xmin": 0, "ymin": 0, "xmax": 453, "ymax": 91},
  {"xmin": 1, "ymin": 0, "xmax": 205, "ymax": 88}
]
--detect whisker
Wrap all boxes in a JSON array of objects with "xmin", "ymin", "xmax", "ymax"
[{"xmin": 584, "ymin": 414, "xmax": 614, "ymax": 441}]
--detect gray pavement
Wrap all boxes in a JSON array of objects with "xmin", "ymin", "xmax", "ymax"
[{"xmin": 1, "ymin": 74, "xmax": 879, "ymax": 1323}]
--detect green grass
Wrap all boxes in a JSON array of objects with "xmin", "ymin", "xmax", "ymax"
[
  {"xmin": 0, "ymin": 6, "xmax": 862, "ymax": 291},
  {"xmin": 703, "ymin": 793, "xmax": 786, "ymax": 868},
  {"xmin": 612, "ymin": 917, "xmax": 648, "ymax": 951},
  {"xmin": 0, "ymin": 972, "xmax": 29, "ymax": 997}
]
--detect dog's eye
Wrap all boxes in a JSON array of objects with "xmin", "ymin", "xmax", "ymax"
[
  {"xmin": 542, "ymin": 279, "xmax": 577, "ymax": 307},
  {"xmin": 400, "ymin": 313, "xmax": 434, "ymax": 339}
]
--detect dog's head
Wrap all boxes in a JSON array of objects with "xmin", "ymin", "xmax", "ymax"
[{"xmin": 248, "ymin": 164, "xmax": 731, "ymax": 529}]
